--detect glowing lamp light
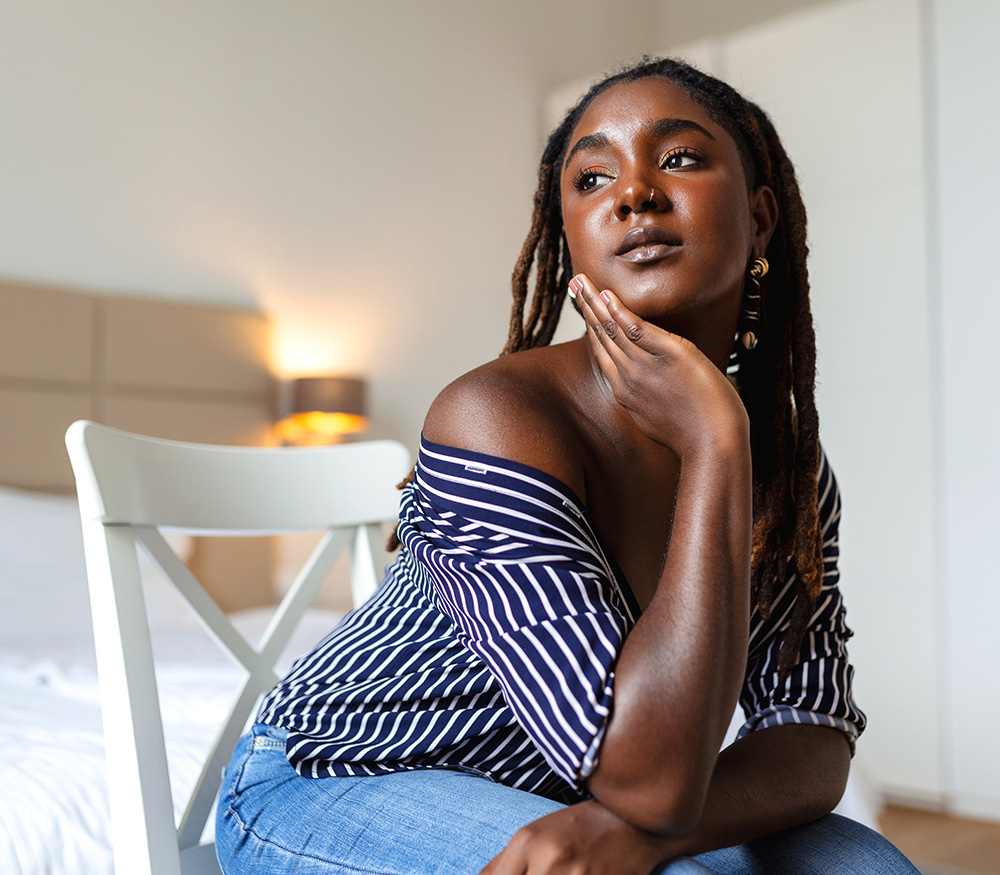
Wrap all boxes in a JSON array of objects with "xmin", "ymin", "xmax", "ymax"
[{"xmin": 275, "ymin": 376, "xmax": 368, "ymax": 445}]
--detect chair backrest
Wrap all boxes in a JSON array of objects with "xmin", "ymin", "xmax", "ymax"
[{"xmin": 65, "ymin": 421, "xmax": 411, "ymax": 875}]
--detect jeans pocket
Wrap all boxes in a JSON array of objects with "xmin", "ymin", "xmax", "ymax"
[{"xmin": 230, "ymin": 724, "xmax": 290, "ymax": 797}]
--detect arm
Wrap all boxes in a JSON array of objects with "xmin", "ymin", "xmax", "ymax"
[
  {"xmin": 424, "ymin": 282, "xmax": 753, "ymax": 832},
  {"xmin": 589, "ymin": 443, "xmax": 751, "ymax": 833},
  {"xmin": 667, "ymin": 724, "xmax": 851, "ymax": 854},
  {"xmin": 659, "ymin": 449, "xmax": 858, "ymax": 855},
  {"xmin": 575, "ymin": 277, "xmax": 753, "ymax": 834},
  {"xmin": 483, "ymin": 724, "xmax": 850, "ymax": 875},
  {"xmin": 484, "ymin": 401, "xmax": 863, "ymax": 875}
]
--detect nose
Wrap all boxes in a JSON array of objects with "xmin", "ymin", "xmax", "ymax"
[{"xmin": 616, "ymin": 181, "xmax": 668, "ymax": 218}]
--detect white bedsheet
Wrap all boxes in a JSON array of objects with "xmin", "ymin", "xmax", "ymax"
[
  {"xmin": 0, "ymin": 604, "xmax": 340, "ymax": 875},
  {"xmin": 0, "ymin": 483, "xmax": 341, "ymax": 875}
]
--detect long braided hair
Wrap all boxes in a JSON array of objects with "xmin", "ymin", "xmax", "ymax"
[{"xmin": 506, "ymin": 57, "xmax": 823, "ymax": 677}]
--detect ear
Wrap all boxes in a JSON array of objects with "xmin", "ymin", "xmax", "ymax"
[{"xmin": 750, "ymin": 185, "xmax": 779, "ymax": 257}]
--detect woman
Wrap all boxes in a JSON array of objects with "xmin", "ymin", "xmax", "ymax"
[{"xmin": 216, "ymin": 57, "xmax": 918, "ymax": 874}]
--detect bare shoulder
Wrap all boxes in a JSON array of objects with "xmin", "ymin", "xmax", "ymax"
[{"xmin": 423, "ymin": 345, "xmax": 585, "ymax": 496}]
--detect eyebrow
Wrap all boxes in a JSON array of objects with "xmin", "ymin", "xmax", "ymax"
[{"xmin": 563, "ymin": 117, "xmax": 716, "ymax": 168}]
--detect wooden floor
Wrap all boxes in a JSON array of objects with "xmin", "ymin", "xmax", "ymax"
[{"xmin": 879, "ymin": 805, "xmax": 1000, "ymax": 874}]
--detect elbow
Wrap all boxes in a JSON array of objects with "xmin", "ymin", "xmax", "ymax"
[
  {"xmin": 616, "ymin": 787, "xmax": 706, "ymax": 837},
  {"xmin": 585, "ymin": 721, "xmax": 722, "ymax": 836},
  {"xmin": 636, "ymin": 797, "xmax": 704, "ymax": 838},
  {"xmin": 589, "ymin": 766, "xmax": 710, "ymax": 837}
]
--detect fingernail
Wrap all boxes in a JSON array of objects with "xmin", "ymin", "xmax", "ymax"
[
  {"xmin": 567, "ymin": 286, "xmax": 576, "ymax": 300},
  {"xmin": 600, "ymin": 290, "xmax": 610, "ymax": 304},
  {"xmin": 569, "ymin": 275, "xmax": 583, "ymax": 294}
]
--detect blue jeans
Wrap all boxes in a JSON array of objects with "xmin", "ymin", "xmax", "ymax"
[{"xmin": 216, "ymin": 724, "xmax": 919, "ymax": 874}]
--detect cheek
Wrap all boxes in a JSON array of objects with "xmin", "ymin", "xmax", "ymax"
[
  {"xmin": 561, "ymin": 203, "xmax": 605, "ymax": 270},
  {"xmin": 681, "ymin": 186, "xmax": 753, "ymax": 263}
]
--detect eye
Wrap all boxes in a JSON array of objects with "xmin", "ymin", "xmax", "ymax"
[
  {"xmin": 573, "ymin": 166, "xmax": 616, "ymax": 192},
  {"xmin": 660, "ymin": 148, "xmax": 703, "ymax": 170}
]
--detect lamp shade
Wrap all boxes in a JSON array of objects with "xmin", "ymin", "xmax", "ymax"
[{"xmin": 275, "ymin": 376, "xmax": 368, "ymax": 445}]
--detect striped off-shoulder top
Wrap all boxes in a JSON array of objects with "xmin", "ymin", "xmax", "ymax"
[{"xmin": 257, "ymin": 436, "xmax": 866, "ymax": 803}]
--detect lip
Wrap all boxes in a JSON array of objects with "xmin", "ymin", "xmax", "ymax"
[{"xmin": 615, "ymin": 226, "xmax": 682, "ymax": 264}]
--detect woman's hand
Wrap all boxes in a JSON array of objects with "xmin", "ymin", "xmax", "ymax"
[
  {"xmin": 480, "ymin": 801, "xmax": 678, "ymax": 875},
  {"xmin": 572, "ymin": 273, "xmax": 747, "ymax": 457}
]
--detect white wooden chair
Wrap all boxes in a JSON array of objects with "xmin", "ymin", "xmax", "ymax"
[{"xmin": 65, "ymin": 421, "xmax": 411, "ymax": 875}]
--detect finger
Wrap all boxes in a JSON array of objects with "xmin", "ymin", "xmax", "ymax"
[
  {"xmin": 574, "ymin": 276, "xmax": 640, "ymax": 371},
  {"xmin": 585, "ymin": 318, "xmax": 621, "ymax": 387},
  {"xmin": 480, "ymin": 856, "xmax": 527, "ymax": 875},
  {"xmin": 574, "ymin": 276, "xmax": 660, "ymax": 365},
  {"xmin": 576, "ymin": 285, "xmax": 627, "ymax": 378},
  {"xmin": 573, "ymin": 273, "xmax": 681, "ymax": 363},
  {"xmin": 479, "ymin": 844, "xmax": 527, "ymax": 875},
  {"xmin": 579, "ymin": 299, "xmax": 650, "ymax": 413},
  {"xmin": 593, "ymin": 286, "xmax": 666, "ymax": 357}
]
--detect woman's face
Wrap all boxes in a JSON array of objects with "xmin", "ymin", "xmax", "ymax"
[{"xmin": 560, "ymin": 77, "xmax": 772, "ymax": 336}]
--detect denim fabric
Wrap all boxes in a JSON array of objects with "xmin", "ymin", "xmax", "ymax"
[
  {"xmin": 690, "ymin": 813, "xmax": 920, "ymax": 874},
  {"xmin": 216, "ymin": 724, "xmax": 918, "ymax": 875}
]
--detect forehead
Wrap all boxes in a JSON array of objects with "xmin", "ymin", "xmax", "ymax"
[{"xmin": 568, "ymin": 77, "xmax": 733, "ymax": 156}]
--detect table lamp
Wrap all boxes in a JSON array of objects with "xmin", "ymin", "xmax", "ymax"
[{"xmin": 275, "ymin": 376, "xmax": 368, "ymax": 445}]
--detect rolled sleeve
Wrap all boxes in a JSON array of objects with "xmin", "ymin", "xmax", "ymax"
[{"xmin": 737, "ymin": 449, "xmax": 867, "ymax": 751}]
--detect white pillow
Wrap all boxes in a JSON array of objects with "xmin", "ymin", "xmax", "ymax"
[
  {"xmin": 0, "ymin": 483, "xmax": 194, "ymax": 569},
  {"xmin": 0, "ymin": 484, "xmax": 196, "ymax": 666},
  {"xmin": 0, "ymin": 484, "xmax": 87, "ymax": 572}
]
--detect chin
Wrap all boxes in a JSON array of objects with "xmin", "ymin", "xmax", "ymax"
[{"xmin": 617, "ymin": 276, "xmax": 691, "ymax": 314}]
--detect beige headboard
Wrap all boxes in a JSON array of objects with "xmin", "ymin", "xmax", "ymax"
[
  {"xmin": 0, "ymin": 279, "xmax": 274, "ymax": 494},
  {"xmin": 0, "ymin": 279, "xmax": 279, "ymax": 610}
]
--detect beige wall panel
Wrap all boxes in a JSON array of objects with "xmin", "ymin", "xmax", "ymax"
[
  {"xmin": 0, "ymin": 389, "xmax": 93, "ymax": 491},
  {"xmin": 101, "ymin": 396, "xmax": 274, "ymax": 447},
  {"xmin": 102, "ymin": 298, "xmax": 271, "ymax": 394},
  {"xmin": 0, "ymin": 283, "xmax": 94, "ymax": 383},
  {"xmin": 187, "ymin": 536, "xmax": 278, "ymax": 612}
]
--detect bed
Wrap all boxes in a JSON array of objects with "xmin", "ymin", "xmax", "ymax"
[
  {"xmin": 0, "ymin": 481, "xmax": 342, "ymax": 873},
  {"xmin": 0, "ymin": 280, "xmax": 344, "ymax": 874}
]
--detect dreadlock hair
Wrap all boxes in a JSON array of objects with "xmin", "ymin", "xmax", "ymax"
[{"xmin": 506, "ymin": 56, "xmax": 823, "ymax": 679}]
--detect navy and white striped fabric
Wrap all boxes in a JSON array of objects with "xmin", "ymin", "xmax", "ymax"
[{"xmin": 258, "ymin": 436, "xmax": 865, "ymax": 803}]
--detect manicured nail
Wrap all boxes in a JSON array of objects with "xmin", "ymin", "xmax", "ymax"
[
  {"xmin": 600, "ymin": 290, "xmax": 611, "ymax": 304},
  {"xmin": 569, "ymin": 275, "xmax": 584, "ymax": 294},
  {"xmin": 567, "ymin": 286, "xmax": 576, "ymax": 300}
]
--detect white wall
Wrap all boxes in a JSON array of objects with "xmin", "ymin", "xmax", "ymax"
[
  {"xmin": 930, "ymin": 0, "xmax": 1000, "ymax": 822},
  {"xmin": 0, "ymin": 0, "xmax": 661, "ymax": 452},
  {"xmin": 723, "ymin": 0, "xmax": 943, "ymax": 806}
]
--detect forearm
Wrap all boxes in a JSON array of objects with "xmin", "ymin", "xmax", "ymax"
[
  {"xmin": 481, "ymin": 725, "xmax": 851, "ymax": 875},
  {"xmin": 589, "ymin": 438, "xmax": 752, "ymax": 832},
  {"xmin": 651, "ymin": 724, "xmax": 853, "ymax": 858}
]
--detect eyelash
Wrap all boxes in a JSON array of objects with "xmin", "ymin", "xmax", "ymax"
[
  {"xmin": 660, "ymin": 147, "xmax": 704, "ymax": 170},
  {"xmin": 571, "ymin": 147, "xmax": 705, "ymax": 192},
  {"xmin": 572, "ymin": 166, "xmax": 614, "ymax": 192}
]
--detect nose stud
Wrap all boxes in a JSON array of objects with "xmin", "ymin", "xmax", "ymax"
[{"xmin": 621, "ymin": 186, "xmax": 662, "ymax": 216}]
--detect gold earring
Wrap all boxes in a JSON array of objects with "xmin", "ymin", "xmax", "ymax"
[
  {"xmin": 740, "ymin": 256, "xmax": 768, "ymax": 350},
  {"xmin": 749, "ymin": 256, "xmax": 769, "ymax": 280}
]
